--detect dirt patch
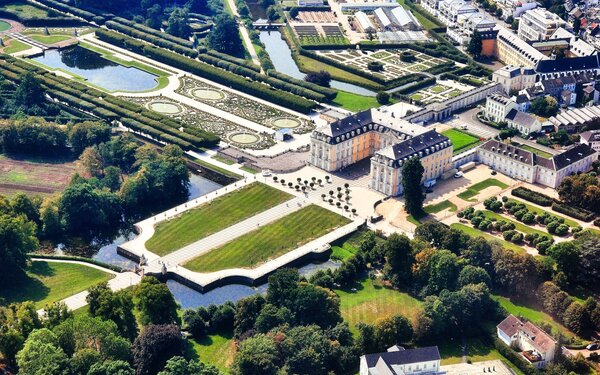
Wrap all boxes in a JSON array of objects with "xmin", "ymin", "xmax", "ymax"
[{"xmin": 0, "ymin": 155, "xmax": 80, "ymax": 196}]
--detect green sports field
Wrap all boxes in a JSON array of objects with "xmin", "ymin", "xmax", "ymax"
[
  {"xmin": 184, "ymin": 205, "xmax": 351, "ymax": 272},
  {"xmin": 146, "ymin": 183, "xmax": 292, "ymax": 256},
  {"xmin": 442, "ymin": 129, "xmax": 481, "ymax": 154}
]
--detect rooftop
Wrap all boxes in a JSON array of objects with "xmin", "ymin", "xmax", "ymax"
[
  {"xmin": 536, "ymin": 55, "xmax": 600, "ymax": 73},
  {"xmin": 363, "ymin": 346, "xmax": 441, "ymax": 369},
  {"xmin": 497, "ymin": 315, "xmax": 557, "ymax": 354}
]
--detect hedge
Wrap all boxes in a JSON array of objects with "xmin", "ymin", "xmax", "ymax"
[
  {"xmin": 112, "ymin": 17, "xmax": 195, "ymax": 48},
  {"xmin": 511, "ymin": 187, "xmax": 553, "ymax": 206},
  {"xmin": 493, "ymin": 338, "xmax": 536, "ymax": 375},
  {"xmin": 424, "ymin": 61, "xmax": 455, "ymax": 75},
  {"xmin": 95, "ymin": 29, "xmax": 317, "ymax": 113},
  {"xmin": 267, "ymin": 70, "xmax": 337, "ymax": 100},
  {"xmin": 205, "ymin": 49, "xmax": 261, "ymax": 73},
  {"xmin": 30, "ymin": 253, "xmax": 124, "ymax": 273},
  {"xmin": 0, "ymin": 9, "xmax": 83, "ymax": 27},
  {"xmin": 552, "ymin": 202, "xmax": 595, "ymax": 222},
  {"xmin": 34, "ymin": 0, "xmax": 99, "ymax": 22},
  {"xmin": 393, "ymin": 77, "xmax": 436, "ymax": 95}
]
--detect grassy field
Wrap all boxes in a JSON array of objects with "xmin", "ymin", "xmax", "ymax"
[
  {"xmin": 0, "ymin": 261, "xmax": 113, "ymax": 309},
  {"xmin": 518, "ymin": 144, "xmax": 553, "ymax": 159},
  {"xmin": 211, "ymin": 155, "xmax": 235, "ymax": 165},
  {"xmin": 28, "ymin": 34, "xmax": 72, "ymax": 44},
  {"xmin": 333, "ymin": 91, "xmax": 382, "ymax": 112},
  {"xmin": 184, "ymin": 205, "xmax": 351, "ymax": 272},
  {"xmin": 4, "ymin": 1, "xmax": 50, "ymax": 18},
  {"xmin": 457, "ymin": 178, "xmax": 509, "ymax": 202},
  {"xmin": 437, "ymin": 336, "xmax": 524, "ymax": 374},
  {"xmin": 506, "ymin": 198, "xmax": 578, "ymax": 227},
  {"xmin": 335, "ymin": 278, "xmax": 423, "ymax": 334},
  {"xmin": 424, "ymin": 200, "xmax": 457, "ymax": 214},
  {"xmin": 450, "ymin": 223, "xmax": 525, "ymax": 253},
  {"xmin": 442, "ymin": 129, "xmax": 481, "ymax": 154},
  {"xmin": 240, "ymin": 165, "xmax": 259, "ymax": 174},
  {"xmin": 0, "ymin": 21, "xmax": 11, "ymax": 32},
  {"xmin": 146, "ymin": 183, "xmax": 292, "ymax": 255},
  {"xmin": 191, "ymin": 158, "xmax": 242, "ymax": 180},
  {"xmin": 492, "ymin": 295, "xmax": 576, "ymax": 340},
  {"xmin": 482, "ymin": 210, "xmax": 549, "ymax": 237},
  {"xmin": 2, "ymin": 39, "xmax": 32, "ymax": 54},
  {"xmin": 331, "ymin": 242, "xmax": 359, "ymax": 260},
  {"xmin": 187, "ymin": 331, "xmax": 235, "ymax": 373}
]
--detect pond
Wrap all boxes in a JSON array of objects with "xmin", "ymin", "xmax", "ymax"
[
  {"xmin": 30, "ymin": 45, "xmax": 160, "ymax": 92},
  {"xmin": 259, "ymin": 31, "xmax": 376, "ymax": 97},
  {"xmin": 168, "ymin": 259, "xmax": 342, "ymax": 309}
]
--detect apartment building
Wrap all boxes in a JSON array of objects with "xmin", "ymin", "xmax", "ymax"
[
  {"xmin": 497, "ymin": 315, "xmax": 558, "ymax": 369},
  {"xmin": 496, "ymin": 28, "xmax": 547, "ymax": 67},
  {"xmin": 580, "ymin": 130, "xmax": 600, "ymax": 152},
  {"xmin": 438, "ymin": 0, "xmax": 477, "ymax": 27},
  {"xmin": 518, "ymin": 8, "xmax": 569, "ymax": 42},
  {"xmin": 360, "ymin": 346, "xmax": 442, "ymax": 375},
  {"xmin": 492, "ymin": 65, "xmax": 537, "ymax": 94}
]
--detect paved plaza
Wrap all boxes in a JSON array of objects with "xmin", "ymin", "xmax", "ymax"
[{"xmin": 440, "ymin": 360, "xmax": 513, "ymax": 375}]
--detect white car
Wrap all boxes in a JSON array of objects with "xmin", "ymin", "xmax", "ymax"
[
  {"xmin": 262, "ymin": 169, "xmax": 272, "ymax": 177},
  {"xmin": 454, "ymin": 171, "xmax": 464, "ymax": 178}
]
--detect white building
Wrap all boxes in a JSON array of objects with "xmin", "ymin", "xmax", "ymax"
[
  {"xmin": 438, "ymin": 0, "xmax": 477, "ymax": 27},
  {"xmin": 485, "ymin": 94, "xmax": 517, "ymax": 123},
  {"xmin": 447, "ymin": 11, "xmax": 496, "ymax": 44},
  {"xmin": 496, "ymin": 28, "xmax": 547, "ymax": 67},
  {"xmin": 355, "ymin": 11, "xmax": 376, "ymax": 33},
  {"xmin": 549, "ymin": 105, "xmax": 600, "ymax": 132},
  {"xmin": 497, "ymin": 315, "xmax": 558, "ymax": 369},
  {"xmin": 478, "ymin": 140, "xmax": 598, "ymax": 188},
  {"xmin": 518, "ymin": 8, "xmax": 569, "ymax": 42},
  {"xmin": 297, "ymin": 0, "xmax": 324, "ymax": 6},
  {"xmin": 580, "ymin": 130, "xmax": 600, "ymax": 152},
  {"xmin": 492, "ymin": 65, "xmax": 537, "ymax": 94},
  {"xmin": 374, "ymin": 6, "xmax": 422, "ymax": 30},
  {"xmin": 360, "ymin": 346, "xmax": 441, "ymax": 375}
]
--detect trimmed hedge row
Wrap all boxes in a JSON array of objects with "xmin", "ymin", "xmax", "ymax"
[
  {"xmin": 511, "ymin": 187, "xmax": 553, "ymax": 206},
  {"xmin": 35, "ymin": 0, "xmax": 101, "ymax": 23},
  {"xmin": 0, "ymin": 56, "xmax": 219, "ymax": 150},
  {"xmin": 0, "ymin": 8, "xmax": 83, "ymax": 27},
  {"xmin": 393, "ymin": 77, "xmax": 436, "ymax": 95},
  {"xmin": 424, "ymin": 61, "xmax": 455, "ymax": 75},
  {"xmin": 267, "ymin": 70, "xmax": 337, "ymax": 100},
  {"xmin": 552, "ymin": 202, "xmax": 595, "ymax": 222},
  {"xmin": 96, "ymin": 29, "xmax": 317, "ymax": 113},
  {"xmin": 112, "ymin": 17, "xmax": 195, "ymax": 48},
  {"xmin": 30, "ymin": 254, "xmax": 125, "ymax": 273},
  {"xmin": 105, "ymin": 20, "xmax": 199, "ymax": 57},
  {"xmin": 493, "ymin": 338, "xmax": 536, "ymax": 375},
  {"xmin": 205, "ymin": 49, "xmax": 261, "ymax": 73}
]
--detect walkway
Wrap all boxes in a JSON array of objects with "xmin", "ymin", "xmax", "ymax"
[
  {"xmin": 34, "ymin": 259, "xmax": 141, "ymax": 316},
  {"xmin": 224, "ymin": 0, "xmax": 262, "ymax": 70},
  {"xmin": 6, "ymin": 32, "xmax": 46, "ymax": 50}
]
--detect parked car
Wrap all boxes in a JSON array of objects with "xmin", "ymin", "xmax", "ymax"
[
  {"xmin": 454, "ymin": 171, "xmax": 464, "ymax": 178},
  {"xmin": 586, "ymin": 343, "xmax": 600, "ymax": 350}
]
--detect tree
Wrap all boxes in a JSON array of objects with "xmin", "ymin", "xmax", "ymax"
[
  {"xmin": 132, "ymin": 324, "xmax": 184, "ymax": 375},
  {"xmin": 423, "ymin": 250, "xmax": 461, "ymax": 295},
  {"xmin": 573, "ymin": 17, "xmax": 581, "ymax": 34},
  {"xmin": 42, "ymin": 302, "xmax": 73, "ymax": 329},
  {"xmin": 146, "ymin": 4, "xmax": 163, "ymax": 29},
  {"xmin": 87, "ymin": 282, "xmax": 138, "ymax": 340},
  {"xmin": 166, "ymin": 7, "xmax": 191, "ymax": 38},
  {"xmin": 136, "ymin": 276, "xmax": 179, "ymax": 326},
  {"xmin": 457, "ymin": 265, "xmax": 491, "ymax": 288},
  {"xmin": 402, "ymin": 157, "xmax": 425, "ymax": 216},
  {"xmin": 376, "ymin": 91, "xmax": 390, "ymax": 105},
  {"xmin": 232, "ymin": 334, "xmax": 279, "ymax": 375},
  {"xmin": 291, "ymin": 283, "xmax": 341, "ymax": 328},
  {"xmin": 531, "ymin": 96, "xmax": 559, "ymax": 117},
  {"xmin": 254, "ymin": 304, "xmax": 293, "ymax": 333},
  {"xmin": 356, "ymin": 323, "xmax": 377, "ymax": 354},
  {"xmin": 266, "ymin": 268, "xmax": 299, "ymax": 307},
  {"xmin": 88, "ymin": 360, "xmax": 135, "ymax": 375},
  {"xmin": 16, "ymin": 328, "xmax": 68, "ymax": 375},
  {"xmin": 304, "ymin": 71, "xmax": 331, "ymax": 87},
  {"xmin": 11, "ymin": 193, "xmax": 40, "ymax": 226},
  {"xmin": 234, "ymin": 295, "xmax": 265, "ymax": 337},
  {"xmin": 70, "ymin": 348, "xmax": 103, "ymax": 375},
  {"xmin": 467, "ymin": 30, "xmax": 483, "ymax": 57},
  {"xmin": 0, "ymin": 330, "xmax": 24, "ymax": 367},
  {"xmin": 14, "ymin": 72, "xmax": 44, "ymax": 108},
  {"xmin": 266, "ymin": 5, "xmax": 278, "ymax": 21},
  {"xmin": 0, "ymin": 214, "xmax": 37, "ymax": 287},
  {"xmin": 207, "ymin": 14, "xmax": 243, "ymax": 56},
  {"xmin": 547, "ymin": 242, "xmax": 580, "ymax": 283},
  {"xmin": 563, "ymin": 302, "xmax": 590, "ymax": 336},
  {"xmin": 289, "ymin": 7, "xmax": 299, "ymax": 18},
  {"xmin": 373, "ymin": 315, "xmax": 413, "ymax": 350},
  {"xmin": 68, "ymin": 121, "xmax": 111, "ymax": 155},
  {"xmin": 158, "ymin": 356, "xmax": 221, "ymax": 375},
  {"xmin": 383, "ymin": 233, "xmax": 414, "ymax": 286}
]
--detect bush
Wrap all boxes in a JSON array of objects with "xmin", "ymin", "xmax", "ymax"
[
  {"xmin": 511, "ymin": 232, "xmax": 523, "ymax": 243},
  {"xmin": 552, "ymin": 202, "xmax": 595, "ymax": 222},
  {"xmin": 493, "ymin": 339, "xmax": 537, "ymax": 375},
  {"xmin": 555, "ymin": 224, "xmax": 569, "ymax": 236},
  {"xmin": 521, "ymin": 213, "xmax": 535, "ymax": 224},
  {"xmin": 367, "ymin": 61, "xmax": 384, "ymax": 72},
  {"xmin": 503, "ymin": 230, "xmax": 517, "ymax": 240},
  {"xmin": 511, "ymin": 187, "xmax": 553, "ymax": 206},
  {"xmin": 536, "ymin": 240, "xmax": 553, "ymax": 254}
]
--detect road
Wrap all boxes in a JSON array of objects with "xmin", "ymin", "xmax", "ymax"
[{"xmin": 224, "ymin": 0, "xmax": 262, "ymax": 70}]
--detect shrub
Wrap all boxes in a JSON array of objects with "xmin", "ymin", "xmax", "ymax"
[
  {"xmin": 511, "ymin": 187, "xmax": 553, "ymax": 206},
  {"xmin": 552, "ymin": 202, "xmax": 595, "ymax": 222},
  {"xmin": 367, "ymin": 61, "xmax": 384, "ymax": 72},
  {"xmin": 536, "ymin": 240, "xmax": 553, "ymax": 255},
  {"xmin": 547, "ymin": 221, "xmax": 560, "ymax": 234},
  {"xmin": 511, "ymin": 232, "xmax": 523, "ymax": 243},
  {"xmin": 555, "ymin": 224, "xmax": 569, "ymax": 236},
  {"xmin": 503, "ymin": 230, "xmax": 517, "ymax": 240},
  {"xmin": 521, "ymin": 213, "xmax": 535, "ymax": 224}
]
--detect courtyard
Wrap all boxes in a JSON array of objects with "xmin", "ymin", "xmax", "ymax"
[{"xmin": 409, "ymin": 79, "xmax": 477, "ymax": 104}]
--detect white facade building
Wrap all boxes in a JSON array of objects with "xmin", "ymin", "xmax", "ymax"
[
  {"xmin": 518, "ymin": 8, "xmax": 569, "ymax": 42},
  {"xmin": 492, "ymin": 65, "xmax": 537, "ymax": 94},
  {"xmin": 360, "ymin": 346, "xmax": 441, "ymax": 375},
  {"xmin": 581, "ymin": 130, "xmax": 600, "ymax": 152},
  {"xmin": 497, "ymin": 315, "xmax": 558, "ymax": 369}
]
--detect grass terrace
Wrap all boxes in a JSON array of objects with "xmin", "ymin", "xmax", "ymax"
[
  {"xmin": 2, "ymin": 39, "xmax": 31, "ymax": 54},
  {"xmin": 28, "ymin": 34, "xmax": 73, "ymax": 44},
  {"xmin": 424, "ymin": 200, "xmax": 457, "ymax": 214},
  {"xmin": 335, "ymin": 277, "xmax": 423, "ymax": 334},
  {"xmin": 506, "ymin": 198, "xmax": 579, "ymax": 227},
  {"xmin": 333, "ymin": 91, "xmax": 382, "ymax": 112},
  {"xmin": 187, "ymin": 331, "xmax": 235, "ymax": 373},
  {"xmin": 457, "ymin": 178, "xmax": 509, "ymax": 202},
  {"xmin": 442, "ymin": 129, "xmax": 481, "ymax": 154},
  {"xmin": 0, "ymin": 261, "xmax": 113, "ymax": 309},
  {"xmin": 4, "ymin": 1, "xmax": 50, "ymax": 18},
  {"xmin": 184, "ymin": 205, "xmax": 351, "ymax": 272},
  {"xmin": 517, "ymin": 144, "xmax": 553, "ymax": 159},
  {"xmin": 437, "ymin": 337, "xmax": 524, "ymax": 374},
  {"xmin": 450, "ymin": 223, "xmax": 525, "ymax": 254},
  {"xmin": 146, "ymin": 183, "xmax": 292, "ymax": 256}
]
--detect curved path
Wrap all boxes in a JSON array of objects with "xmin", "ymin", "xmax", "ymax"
[{"xmin": 33, "ymin": 258, "xmax": 141, "ymax": 316}]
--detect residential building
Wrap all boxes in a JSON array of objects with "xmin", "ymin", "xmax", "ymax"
[
  {"xmin": 447, "ymin": 11, "xmax": 496, "ymax": 45},
  {"xmin": 497, "ymin": 315, "xmax": 558, "ymax": 368},
  {"xmin": 535, "ymin": 54, "xmax": 600, "ymax": 81},
  {"xmin": 421, "ymin": 0, "xmax": 442, "ymax": 17},
  {"xmin": 580, "ymin": 130, "xmax": 600, "ymax": 152},
  {"xmin": 496, "ymin": 28, "xmax": 547, "ymax": 67},
  {"xmin": 438, "ymin": 0, "xmax": 477, "ymax": 27},
  {"xmin": 309, "ymin": 108, "xmax": 453, "ymax": 196},
  {"xmin": 492, "ymin": 65, "xmax": 537, "ymax": 94},
  {"xmin": 484, "ymin": 94, "xmax": 541, "ymax": 134},
  {"xmin": 297, "ymin": 0, "xmax": 324, "ymax": 6},
  {"xmin": 477, "ymin": 140, "xmax": 598, "ymax": 187},
  {"xmin": 484, "ymin": 94, "xmax": 517, "ymax": 123},
  {"xmin": 505, "ymin": 109, "xmax": 542, "ymax": 134},
  {"xmin": 518, "ymin": 8, "xmax": 569, "ymax": 42},
  {"xmin": 549, "ymin": 105, "xmax": 600, "ymax": 132},
  {"xmin": 359, "ymin": 345, "xmax": 441, "ymax": 375},
  {"xmin": 571, "ymin": 38, "xmax": 597, "ymax": 57}
]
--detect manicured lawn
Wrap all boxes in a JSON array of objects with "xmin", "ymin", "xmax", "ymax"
[
  {"xmin": 0, "ymin": 21, "xmax": 11, "ymax": 32},
  {"xmin": 450, "ymin": 223, "xmax": 525, "ymax": 253},
  {"xmin": 184, "ymin": 205, "xmax": 350, "ymax": 272},
  {"xmin": 28, "ymin": 34, "xmax": 72, "ymax": 44},
  {"xmin": 335, "ymin": 278, "xmax": 423, "ymax": 334},
  {"xmin": 240, "ymin": 165, "xmax": 259, "ymax": 174},
  {"xmin": 146, "ymin": 183, "xmax": 292, "ymax": 255},
  {"xmin": 4, "ymin": 1, "xmax": 49, "ymax": 18},
  {"xmin": 442, "ymin": 129, "xmax": 481, "ymax": 154},
  {"xmin": 506, "ymin": 198, "xmax": 578, "ymax": 227},
  {"xmin": 430, "ymin": 85, "xmax": 447, "ymax": 93},
  {"xmin": 187, "ymin": 330, "xmax": 235, "ymax": 373},
  {"xmin": 331, "ymin": 242, "xmax": 358, "ymax": 260},
  {"xmin": 457, "ymin": 178, "xmax": 509, "ymax": 202},
  {"xmin": 424, "ymin": 200, "xmax": 457, "ymax": 214},
  {"xmin": 518, "ymin": 144, "xmax": 553, "ymax": 159},
  {"xmin": 191, "ymin": 158, "xmax": 242, "ymax": 180},
  {"xmin": 0, "ymin": 261, "xmax": 113, "ymax": 309},
  {"xmin": 482, "ymin": 210, "xmax": 549, "ymax": 238},
  {"xmin": 437, "ymin": 337, "xmax": 525, "ymax": 374},
  {"xmin": 492, "ymin": 295, "xmax": 576, "ymax": 339},
  {"xmin": 3, "ymin": 39, "xmax": 31, "ymax": 54},
  {"xmin": 211, "ymin": 155, "xmax": 235, "ymax": 165},
  {"xmin": 333, "ymin": 91, "xmax": 382, "ymax": 112}
]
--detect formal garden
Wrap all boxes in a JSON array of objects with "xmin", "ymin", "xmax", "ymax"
[
  {"xmin": 183, "ymin": 204, "xmax": 351, "ymax": 272},
  {"xmin": 315, "ymin": 48, "xmax": 450, "ymax": 82},
  {"xmin": 409, "ymin": 81, "xmax": 473, "ymax": 104},
  {"xmin": 146, "ymin": 183, "xmax": 292, "ymax": 255},
  {"xmin": 124, "ymin": 95, "xmax": 275, "ymax": 149},
  {"xmin": 175, "ymin": 76, "xmax": 314, "ymax": 134}
]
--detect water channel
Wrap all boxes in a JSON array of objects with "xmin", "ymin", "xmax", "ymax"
[
  {"xmin": 259, "ymin": 30, "xmax": 376, "ymax": 97},
  {"xmin": 30, "ymin": 45, "xmax": 160, "ymax": 92}
]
